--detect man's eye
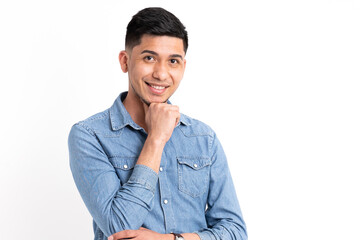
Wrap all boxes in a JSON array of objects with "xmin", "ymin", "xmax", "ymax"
[
  {"xmin": 144, "ymin": 56, "xmax": 154, "ymax": 61},
  {"xmin": 170, "ymin": 59, "xmax": 178, "ymax": 64}
]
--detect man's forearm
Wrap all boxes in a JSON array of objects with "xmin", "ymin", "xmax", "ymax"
[
  {"xmin": 136, "ymin": 136, "xmax": 166, "ymax": 173},
  {"xmin": 136, "ymin": 102, "xmax": 179, "ymax": 173}
]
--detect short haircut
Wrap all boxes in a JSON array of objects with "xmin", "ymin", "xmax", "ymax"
[{"xmin": 125, "ymin": 7, "xmax": 188, "ymax": 54}]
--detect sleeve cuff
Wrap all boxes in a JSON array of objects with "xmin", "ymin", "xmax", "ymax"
[
  {"xmin": 127, "ymin": 164, "xmax": 159, "ymax": 193},
  {"xmin": 194, "ymin": 230, "xmax": 217, "ymax": 240}
]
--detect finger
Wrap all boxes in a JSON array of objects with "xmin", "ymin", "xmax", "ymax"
[
  {"xmin": 108, "ymin": 237, "xmax": 134, "ymax": 240},
  {"xmin": 109, "ymin": 230, "xmax": 137, "ymax": 240},
  {"xmin": 175, "ymin": 111, "xmax": 181, "ymax": 127},
  {"xmin": 170, "ymin": 105, "xmax": 179, "ymax": 112}
]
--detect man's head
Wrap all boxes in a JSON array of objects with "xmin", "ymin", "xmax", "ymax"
[
  {"xmin": 125, "ymin": 7, "xmax": 188, "ymax": 54},
  {"xmin": 119, "ymin": 8, "xmax": 188, "ymax": 106}
]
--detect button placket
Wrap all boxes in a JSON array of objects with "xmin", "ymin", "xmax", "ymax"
[{"xmin": 157, "ymin": 144, "xmax": 176, "ymax": 233}]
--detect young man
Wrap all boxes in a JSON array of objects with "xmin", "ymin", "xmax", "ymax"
[{"xmin": 69, "ymin": 7, "xmax": 247, "ymax": 240}]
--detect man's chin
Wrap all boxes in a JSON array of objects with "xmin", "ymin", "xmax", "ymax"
[
  {"xmin": 138, "ymin": 97, "xmax": 150, "ymax": 106},
  {"xmin": 144, "ymin": 98, "xmax": 169, "ymax": 106}
]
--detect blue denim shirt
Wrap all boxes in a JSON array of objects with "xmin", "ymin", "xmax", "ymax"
[{"xmin": 68, "ymin": 92, "xmax": 247, "ymax": 240}]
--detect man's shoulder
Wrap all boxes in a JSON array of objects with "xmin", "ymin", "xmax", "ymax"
[
  {"xmin": 72, "ymin": 109, "xmax": 111, "ymax": 135},
  {"xmin": 179, "ymin": 113, "xmax": 215, "ymax": 138}
]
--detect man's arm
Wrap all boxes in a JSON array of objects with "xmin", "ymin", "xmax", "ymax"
[
  {"xmin": 68, "ymin": 103, "xmax": 180, "ymax": 237},
  {"xmin": 69, "ymin": 123, "xmax": 158, "ymax": 237},
  {"xmin": 193, "ymin": 134, "xmax": 248, "ymax": 240}
]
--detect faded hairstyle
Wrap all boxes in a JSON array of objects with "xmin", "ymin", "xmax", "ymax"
[{"xmin": 125, "ymin": 7, "xmax": 188, "ymax": 53}]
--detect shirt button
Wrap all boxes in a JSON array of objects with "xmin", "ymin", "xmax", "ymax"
[
  {"xmin": 193, "ymin": 164, "xmax": 198, "ymax": 168},
  {"xmin": 163, "ymin": 199, "xmax": 168, "ymax": 204},
  {"xmin": 123, "ymin": 165, "xmax": 128, "ymax": 169},
  {"xmin": 159, "ymin": 167, "xmax": 163, "ymax": 172}
]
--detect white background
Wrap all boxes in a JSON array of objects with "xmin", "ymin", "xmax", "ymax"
[{"xmin": 0, "ymin": 0, "xmax": 359, "ymax": 239}]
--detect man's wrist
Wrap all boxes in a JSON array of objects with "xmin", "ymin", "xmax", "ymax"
[
  {"xmin": 136, "ymin": 135, "xmax": 166, "ymax": 173},
  {"xmin": 163, "ymin": 233, "xmax": 176, "ymax": 240},
  {"xmin": 146, "ymin": 134, "xmax": 167, "ymax": 148}
]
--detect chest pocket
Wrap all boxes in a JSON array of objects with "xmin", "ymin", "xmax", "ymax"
[
  {"xmin": 109, "ymin": 157, "xmax": 137, "ymax": 184},
  {"xmin": 177, "ymin": 157, "xmax": 211, "ymax": 198}
]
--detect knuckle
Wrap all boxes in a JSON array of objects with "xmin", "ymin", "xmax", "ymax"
[
  {"xmin": 165, "ymin": 110, "xmax": 172, "ymax": 117},
  {"xmin": 172, "ymin": 106, "xmax": 180, "ymax": 113}
]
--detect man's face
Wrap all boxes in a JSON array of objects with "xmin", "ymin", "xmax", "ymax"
[{"xmin": 122, "ymin": 34, "xmax": 186, "ymax": 105}]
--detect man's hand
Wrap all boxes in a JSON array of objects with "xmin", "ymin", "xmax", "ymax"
[
  {"xmin": 108, "ymin": 227, "xmax": 173, "ymax": 240},
  {"xmin": 144, "ymin": 102, "xmax": 180, "ymax": 146}
]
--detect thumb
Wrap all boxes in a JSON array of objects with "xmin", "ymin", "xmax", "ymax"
[{"xmin": 175, "ymin": 109, "xmax": 181, "ymax": 127}]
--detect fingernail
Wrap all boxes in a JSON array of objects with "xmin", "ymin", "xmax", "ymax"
[{"xmin": 108, "ymin": 236, "xmax": 113, "ymax": 240}]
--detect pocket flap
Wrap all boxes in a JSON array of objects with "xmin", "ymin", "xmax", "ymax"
[
  {"xmin": 109, "ymin": 157, "xmax": 137, "ymax": 170},
  {"xmin": 177, "ymin": 157, "xmax": 211, "ymax": 170}
]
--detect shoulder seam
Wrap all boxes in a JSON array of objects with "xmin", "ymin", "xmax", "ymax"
[
  {"xmin": 75, "ymin": 122, "xmax": 96, "ymax": 136},
  {"xmin": 84, "ymin": 110, "xmax": 109, "ymax": 122}
]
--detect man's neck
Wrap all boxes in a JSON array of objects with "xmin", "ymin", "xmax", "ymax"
[{"xmin": 122, "ymin": 92, "xmax": 147, "ymax": 131}]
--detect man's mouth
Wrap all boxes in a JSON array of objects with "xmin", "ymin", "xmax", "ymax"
[
  {"xmin": 145, "ymin": 82, "xmax": 168, "ymax": 91},
  {"xmin": 149, "ymin": 84, "xmax": 165, "ymax": 90}
]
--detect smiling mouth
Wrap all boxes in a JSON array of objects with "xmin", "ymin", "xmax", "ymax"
[{"xmin": 145, "ymin": 82, "xmax": 168, "ymax": 90}]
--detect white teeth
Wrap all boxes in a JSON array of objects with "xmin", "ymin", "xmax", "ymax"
[{"xmin": 151, "ymin": 85, "xmax": 165, "ymax": 90}]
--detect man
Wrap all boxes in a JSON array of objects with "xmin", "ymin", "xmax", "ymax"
[{"xmin": 69, "ymin": 7, "xmax": 247, "ymax": 240}]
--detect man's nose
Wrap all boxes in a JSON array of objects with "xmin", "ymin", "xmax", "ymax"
[{"xmin": 152, "ymin": 62, "xmax": 170, "ymax": 80}]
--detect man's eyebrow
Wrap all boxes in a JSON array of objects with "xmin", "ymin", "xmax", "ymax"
[
  {"xmin": 141, "ymin": 50, "xmax": 158, "ymax": 56},
  {"xmin": 141, "ymin": 50, "xmax": 183, "ymax": 60},
  {"xmin": 170, "ymin": 54, "xmax": 183, "ymax": 60}
]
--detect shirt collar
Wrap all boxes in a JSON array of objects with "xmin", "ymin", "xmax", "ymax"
[{"xmin": 109, "ymin": 92, "xmax": 191, "ymax": 131}]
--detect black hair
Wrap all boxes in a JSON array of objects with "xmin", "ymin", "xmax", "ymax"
[{"xmin": 125, "ymin": 7, "xmax": 188, "ymax": 53}]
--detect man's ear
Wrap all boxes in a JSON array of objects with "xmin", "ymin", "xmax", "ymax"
[{"xmin": 119, "ymin": 50, "xmax": 129, "ymax": 73}]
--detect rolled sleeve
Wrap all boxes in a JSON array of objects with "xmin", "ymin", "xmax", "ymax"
[
  {"xmin": 127, "ymin": 164, "xmax": 158, "ymax": 194},
  {"xmin": 195, "ymin": 230, "xmax": 217, "ymax": 240}
]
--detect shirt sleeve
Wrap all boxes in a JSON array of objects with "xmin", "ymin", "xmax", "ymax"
[
  {"xmin": 194, "ymin": 134, "xmax": 248, "ymax": 240},
  {"xmin": 68, "ymin": 123, "xmax": 158, "ymax": 237}
]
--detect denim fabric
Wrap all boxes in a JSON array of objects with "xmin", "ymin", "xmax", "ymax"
[{"xmin": 68, "ymin": 92, "xmax": 247, "ymax": 240}]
